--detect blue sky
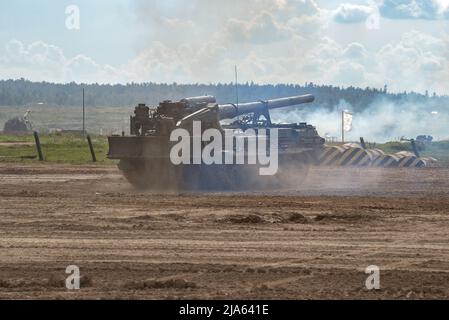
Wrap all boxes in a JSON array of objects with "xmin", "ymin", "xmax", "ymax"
[
  {"xmin": 0, "ymin": 0, "xmax": 448, "ymax": 94},
  {"xmin": 0, "ymin": 0, "xmax": 137, "ymax": 64}
]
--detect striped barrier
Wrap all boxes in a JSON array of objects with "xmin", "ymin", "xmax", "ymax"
[
  {"xmin": 317, "ymin": 146, "xmax": 346, "ymax": 165},
  {"xmin": 421, "ymin": 157, "xmax": 438, "ymax": 165},
  {"xmin": 371, "ymin": 153, "xmax": 401, "ymax": 167},
  {"xmin": 366, "ymin": 148, "xmax": 385, "ymax": 162},
  {"xmin": 343, "ymin": 143, "xmax": 362, "ymax": 149},
  {"xmin": 317, "ymin": 144, "xmax": 435, "ymax": 168},
  {"xmin": 318, "ymin": 144, "xmax": 371, "ymax": 167},
  {"xmin": 337, "ymin": 144, "xmax": 372, "ymax": 166},
  {"xmin": 395, "ymin": 151, "xmax": 427, "ymax": 168}
]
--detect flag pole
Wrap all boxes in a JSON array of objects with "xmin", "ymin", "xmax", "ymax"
[{"xmin": 341, "ymin": 110, "xmax": 344, "ymax": 143}]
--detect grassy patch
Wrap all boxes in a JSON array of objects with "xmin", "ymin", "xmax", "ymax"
[
  {"xmin": 0, "ymin": 133, "xmax": 116, "ymax": 165},
  {"xmin": 2, "ymin": 132, "xmax": 448, "ymax": 165},
  {"xmin": 0, "ymin": 105, "xmax": 130, "ymax": 135}
]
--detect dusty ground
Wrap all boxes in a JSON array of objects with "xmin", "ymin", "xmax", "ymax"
[{"xmin": 1, "ymin": 163, "xmax": 449, "ymax": 299}]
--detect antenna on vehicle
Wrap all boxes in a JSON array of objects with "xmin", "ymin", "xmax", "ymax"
[{"xmin": 235, "ymin": 65, "xmax": 239, "ymax": 121}]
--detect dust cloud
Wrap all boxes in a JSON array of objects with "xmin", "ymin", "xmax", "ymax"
[{"xmin": 272, "ymin": 98, "xmax": 449, "ymax": 142}]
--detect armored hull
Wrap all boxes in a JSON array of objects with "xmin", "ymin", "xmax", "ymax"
[{"xmin": 108, "ymin": 95, "xmax": 324, "ymax": 191}]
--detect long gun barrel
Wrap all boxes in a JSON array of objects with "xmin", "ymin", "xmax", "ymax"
[{"xmin": 218, "ymin": 94, "xmax": 315, "ymax": 120}]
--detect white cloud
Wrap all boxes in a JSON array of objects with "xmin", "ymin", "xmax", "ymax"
[
  {"xmin": 0, "ymin": 40, "xmax": 121, "ymax": 83},
  {"xmin": 333, "ymin": 3, "xmax": 374, "ymax": 23},
  {"xmin": 225, "ymin": 12, "xmax": 291, "ymax": 44},
  {"xmin": 380, "ymin": 0, "xmax": 449, "ymax": 20},
  {"xmin": 331, "ymin": 61, "xmax": 367, "ymax": 86},
  {"xmin": 375, "ymin": 30, "xmax": 449, "ymax": 92},
  {"xmin": 161, "ymin": 17, "xmax": 195, "ymax": 30},
  {"xmin": 0, "ymin": 1, "xmax": 448, "ymax": 96},
  {"xmin": 343, "ymin": 43, "xmax": 368, "ymax": 60},
  {"xmin": 332, "ymin": 0, "xmax": 449, "ymax": 23}
]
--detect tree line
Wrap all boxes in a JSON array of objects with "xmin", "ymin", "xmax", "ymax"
[{"xmin": 0, "ymin": 79, "xmax": 447, "ymax": 113}]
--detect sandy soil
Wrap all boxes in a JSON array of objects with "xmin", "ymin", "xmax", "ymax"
[{"xmin": 1, "ymin": 163, "xmax": 449, "ymax": 299}]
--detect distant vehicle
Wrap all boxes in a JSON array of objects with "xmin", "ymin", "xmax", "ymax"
[
  {"xmin": 3, "ymin": 116, "xmax": 32, "ymax": 134},
  {"xmin": 416, "ymin": 135, "xmax": 433, "ymax": 145}
]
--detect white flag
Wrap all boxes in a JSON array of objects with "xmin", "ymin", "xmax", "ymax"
[{"xmin": 343, "ymin": 110, "xmax": 353, "ymax": 132}]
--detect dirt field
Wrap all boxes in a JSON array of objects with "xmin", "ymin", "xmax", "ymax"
[{"xmin": 1, "ymin": 163, "xmax": 449, "ymax": 299}]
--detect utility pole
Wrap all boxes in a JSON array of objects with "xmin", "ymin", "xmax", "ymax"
[
  {"xmin": 82, "ymin": 88, "xmax": 85, "ymax": 136},
  {"xmin": 235, "ymin": 65, "xmax": 239, "ymax": 107}
]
